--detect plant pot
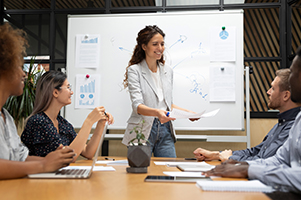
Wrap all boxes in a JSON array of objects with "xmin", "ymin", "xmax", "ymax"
[{"xmin": 126, "ymin": 145, "xmax": 151, "ymax": 173}]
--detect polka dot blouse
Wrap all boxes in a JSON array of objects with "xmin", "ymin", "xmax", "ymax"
[{"xmin": 21, "ymin": 112, "xmax": 77, "ymax": 157}]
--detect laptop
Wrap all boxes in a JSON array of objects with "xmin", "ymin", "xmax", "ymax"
[{"xmin": 28, "ymin": 123, "xmax": 107, "ymax": 179}]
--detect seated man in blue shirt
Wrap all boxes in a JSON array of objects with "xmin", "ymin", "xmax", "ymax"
[
  {"xmin": 205, "ymin": 46, "xmax": 301, "ymax": 193},
  {"xmin": 193, "ymin": 68, "xmax": 301, "ymax": 162}
]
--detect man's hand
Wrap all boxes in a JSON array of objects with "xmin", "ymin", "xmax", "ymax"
[
  {"xmin": 193, "ymin": 148, "xmax": 220, "ymax": 161},
  {"xmin": 219, "ymin": 149, "xmax": 233, "ymax": 162},
  {"xmin": 222, "ymin": 159, "xmax": 248, "ymax": 165},
  {"xmin": 204, "ymin": 163, "xmax": 249, "ymax": 178}
]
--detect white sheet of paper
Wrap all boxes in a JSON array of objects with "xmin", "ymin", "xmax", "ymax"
[
  {"xmin": 209, "ymin": 64, "xmax": 236, "ymax": 102},
  {"xmin": 209, "ymin": 27, "xmax": 236, "ymax": 62},
  {"xmin": 75, "ymin": 34, "xmax": 100, "ymax": 68},
  {"xmin": 177, "ymin": 164, "xmax": 215, "ymax": 172},
  {"xmin": 75, "ymin": 74, "xmax": 101, "ymax": 109},
  {"xmin": 61, "ymin": 166, "xmax": 115, "ymax": 171},
  {"xmin": 163, "ymin": 171, "xmax": 206, "ymax": 177},
  {"xmin": 154, "ymin": 161, "xmax": 213, "ymax": 167},
  {"xmin": 96, "ymin": 160, "xmax": 128, "ymax": 165},
  {"xmin": 168, "ymin": 108, "xmax": 219, "ymax": 119}
]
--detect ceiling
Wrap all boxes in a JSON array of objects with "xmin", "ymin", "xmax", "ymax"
[
  {"xmin": 3, "ymin": 0, "xmax": 300, "ymax": 10},
  {"xmin": 4, "ymin": 0, "xmax": 157, "ymax": 9}
]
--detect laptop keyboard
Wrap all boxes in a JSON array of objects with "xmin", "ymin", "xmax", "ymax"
[{"xmin": 55, "ymin": 169, "xmax": 88, "ymax": 176}]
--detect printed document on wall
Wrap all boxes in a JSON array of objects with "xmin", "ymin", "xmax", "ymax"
[
  {"xmin": 75, "ymin": 74, "xmax": 101, "ymax": 109},
  {"xmin": 209, "ymin": 27, "xmax": 236, "ymax": 62},
  {"xmin": 75, "ymin": 34, "xmax": 100, "ymax": 68},
  {"xmin": 209, "ymin": 64, "xmax": 236, "ymax": 102}
]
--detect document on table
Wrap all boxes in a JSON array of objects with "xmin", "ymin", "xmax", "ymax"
[
  {"xmin": 96, "ymin": 160, "xmax": 128, "ymax": 165},
  {"xmin": 62, "ymin": 166, "xmax": 115, "ymax": 171},
  {"xmin": 154, "ymin": 161, "xmax": 213, "ymax": 168},
  {"xmin": 196, "ymin": 180, "xmax": 275, "ymax": 193},
  {"xmin": 168, "ymin": 108, "xmax": 220, "ymax": 119},
  {"xmin": 164, "ymin": 171, "xmax": 206, "ymax": 178},
  {"xmin": 177, "ymin": 164, "xmax": 215, "ymax": 172}
]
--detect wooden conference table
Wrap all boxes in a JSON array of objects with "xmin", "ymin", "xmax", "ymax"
[{"xmin": 0, "ymin": 157, "xmax": 271, "ymax": 200}]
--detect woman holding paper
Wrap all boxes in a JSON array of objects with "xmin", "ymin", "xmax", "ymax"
[{"xmin": 122, "ymin": 25, "xmax": 199, "ymax": 157}]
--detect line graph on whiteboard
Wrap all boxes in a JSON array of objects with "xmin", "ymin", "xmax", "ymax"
[
  {"xmin": 113, "ymin": 33, "xmax": 210, "ymax": 101},
  {"xmin": 168, "ymin": 39, "xmax": 209, "ymax": 101}
]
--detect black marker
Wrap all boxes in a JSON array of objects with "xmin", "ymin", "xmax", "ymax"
[
  {"xmin": 105, "ymin": 157, "xmax": 115, "ymax": 161},
  {"xmin": 184, "ymin": 158, "xmax": 197, "ymax": 160}
]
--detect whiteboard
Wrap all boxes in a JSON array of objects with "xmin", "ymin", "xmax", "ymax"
[{"xmin": 66, "ymin": 10, "xmax": 244, "ymax": 130}]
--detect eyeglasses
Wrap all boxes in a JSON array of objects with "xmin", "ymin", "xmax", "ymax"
[{"xmin": 60, "ymin": 84, "xmax": 72, "ymax": 92}]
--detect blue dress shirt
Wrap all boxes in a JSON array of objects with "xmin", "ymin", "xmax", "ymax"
[
  {"xmin": 248, "ymin": 108, "xmax": 301, "ymax": 193},
  {"xmin": 230, "ymin": 107, "xmax": 301, "ymax": 161}
]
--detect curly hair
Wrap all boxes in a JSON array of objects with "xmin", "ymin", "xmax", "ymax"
[
  {"xmin": 123, "ymin": 25, "xmax": 165, "ymax": 88},
  {"xmin": 0, "ymin": 23, "xmax": 28, "ymax": 77}
]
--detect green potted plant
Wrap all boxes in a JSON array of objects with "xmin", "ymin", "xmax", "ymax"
[
  {"xmin": 4, "ymin": 57, "xmax": 44, "ymax": 132},
  {"xmin": 127, "ymin": 120, "xmax": 152, "ymax": 173}
]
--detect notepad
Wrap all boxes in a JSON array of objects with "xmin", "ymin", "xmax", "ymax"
[
  {"xmin": 196, "ymin": 180, "xmax": 275, "ymax": 193},
  {"xmin": 177, "ymin": 163, "xmax": 215, "ymax": 172}
]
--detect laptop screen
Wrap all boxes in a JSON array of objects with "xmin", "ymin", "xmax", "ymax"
[{"xmin": 90, "ymin": 123, "xmax": 107, "ymax": 171}]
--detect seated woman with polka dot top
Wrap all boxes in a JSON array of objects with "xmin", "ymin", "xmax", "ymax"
[{"xmin": 21, "ymin": 71, "xmax": 114, "ymax": 161}]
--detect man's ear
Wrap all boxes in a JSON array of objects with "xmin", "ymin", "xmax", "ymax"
[
  {"xmin": 283, "ymin": 90, "xmax": 291, "ymax": 102},
  {"xmin": 53, "ymin": 89, "xmax": 59, "ymax": 98}
]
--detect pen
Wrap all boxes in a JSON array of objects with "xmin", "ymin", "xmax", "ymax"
[
  {"xmin": 185, "ymin": 158, "xmax": 197, "ymax": 160},
  {"xmin": 105, "ymin": 157, "xmax": 115, "ymax": 161},
  {"xmin": 166, "ymin": 112, "xmax": 170, "ymax": 117},
  {"xmin": 104, "ymin": 111, "xmax": 109, "ymax": 118}
]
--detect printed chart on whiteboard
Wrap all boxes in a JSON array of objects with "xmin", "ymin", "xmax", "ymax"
[
  {"xmin": 75, "ymin": 34, "xmax": 100, "ymax": 69},
  {"xmin": 75, "ymin": 74, "xmax": 101, "ymax": 109}
]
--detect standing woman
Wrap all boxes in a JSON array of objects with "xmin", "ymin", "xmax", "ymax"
[
  {"xmin": 21, "ymin": 71, "xmax": 114, "ymax": 161},
  {"xmin": 0, "ymin": 23, "xmax": 75, "ymax": 179},
  {"xmin": 122, "ymin": 25, "xmax": 198, "ymax": 157}
]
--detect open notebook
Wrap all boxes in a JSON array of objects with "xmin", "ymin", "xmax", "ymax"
[
  {"xmin": 28, "ymin": 123, "xmax": 107, "ymax": 179},
  {"xmin": 196, "ymin": 180, "xmax": 275, "ymax": 193}
]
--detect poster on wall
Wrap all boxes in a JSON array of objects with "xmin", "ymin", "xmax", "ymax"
[
  {"xmin": 75, "ymin": 74, "xmax": 101, "ymax": 109},
  {"xmin": 75, "ymin": 34, "xmax": 100, "ymax": 68},
  {"xmin": 209, "ymin": 63, "xmax": 236, "ymax": 102},
  {"xmin": 209, "ymin": 26, "xmax": 236, "ymax": 62}
]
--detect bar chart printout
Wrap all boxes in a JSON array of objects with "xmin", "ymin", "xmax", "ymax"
[{"xmin": 75, "ymin": 74, "xmax": 101, "ymax": 109}]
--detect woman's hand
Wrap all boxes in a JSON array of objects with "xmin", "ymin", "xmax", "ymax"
[
  {"xmin": 86, "ymin": 106, "xmax": 107, "ymax": 125},
  {"xmin": 103, "ymin": 112, "xmax": 114, "ymax": 125},
  {"xmin": 42, "ymin": 146, "xmax": 76, "ymax": 172},
  {"xmin": 157, "ymin": 110, "xmax": 175, "ymax": 124}
]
